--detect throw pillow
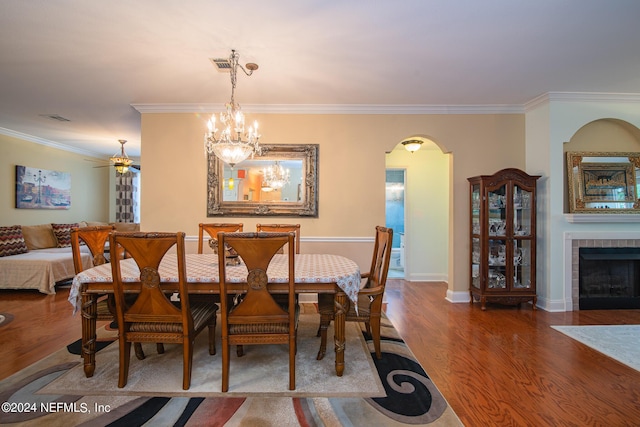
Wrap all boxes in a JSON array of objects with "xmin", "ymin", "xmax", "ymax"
[
  {"xmin": 52, "ymin": 223, "xmax": 79, "ymax": 248},
  {"xmin": 21, "ymin": 223, "xmax": 57, "ymax": 250},
  {"xmin": 0, "ymin": 225, "xmax": 29, "ymax": 257}
]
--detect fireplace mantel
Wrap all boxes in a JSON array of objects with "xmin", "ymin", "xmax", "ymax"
[{"xmin": 564, "ymin": 214, "xmax": 640, "ymax": 223}]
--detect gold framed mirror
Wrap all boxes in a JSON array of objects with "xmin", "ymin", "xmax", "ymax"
[
  {"xmin": 566, "ymin": 151, "xmax": 640, "ymax": 213},
  {"xmin": 207, "ymin": 144, "xmax": 319, "ymax": 217}
]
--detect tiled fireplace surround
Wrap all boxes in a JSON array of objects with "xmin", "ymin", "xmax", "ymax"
[{"xmin": 564, "ymin": 230, "xmax": 640, "ymax": 311}]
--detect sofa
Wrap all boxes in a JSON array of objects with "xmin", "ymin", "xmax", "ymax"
[{"xmin": 0, "ymin": 221, "xmax": 140, "ymax": 294}]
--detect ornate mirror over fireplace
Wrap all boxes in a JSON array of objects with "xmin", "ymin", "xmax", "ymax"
[
  {"xmin": 566, "ymin": 151, "xmax": 640, "ymax": 214},
  {"xmin": 207, "ymin": 144, "xmax": 318, "ymax": 217}
]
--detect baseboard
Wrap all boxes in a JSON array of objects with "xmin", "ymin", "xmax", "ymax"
[{"xmin": 446, "ymin": 289, "xmax": 471, "ymax": 303}]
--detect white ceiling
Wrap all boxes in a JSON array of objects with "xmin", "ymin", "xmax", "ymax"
[{"xmin": 2, "ymin": 0, "xmax": 640, "ymax": 159}]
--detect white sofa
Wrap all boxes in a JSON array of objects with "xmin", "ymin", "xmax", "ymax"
[{"xmin": 0, "ymin": 222, "xmax": 139, "ymax": 294}]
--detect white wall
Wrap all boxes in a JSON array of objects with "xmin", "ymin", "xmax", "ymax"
[{"xmin": 525, "ymin": 94, "xmax": 640, "ymax": 311}]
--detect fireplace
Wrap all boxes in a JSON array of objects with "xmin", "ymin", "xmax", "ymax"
[{"xmin": 579, "ymin": 247, "xmax": 640, "ymax": 310}]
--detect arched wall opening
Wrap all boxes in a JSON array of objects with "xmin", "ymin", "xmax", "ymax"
[{"xmin": 385, "ymin": 136, "xmax": 451, "ymax": 282}]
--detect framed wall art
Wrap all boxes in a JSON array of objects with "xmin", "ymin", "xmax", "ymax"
[
  {"xmin": 15, "ymin": 165, "xmax": 71, "ymax": 209},
  {"xmin": 566, "ymin": 151, "xmax": 640, "ymax": 213}
]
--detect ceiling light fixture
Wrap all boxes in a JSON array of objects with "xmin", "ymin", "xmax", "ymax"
[
  {"xmin": 402, "ymin": 139, "xmax": 423, "ymax": 153},
  {"xmin": 204, "ymin": 49, "xmax": 261, "ymax": 168},
  {"xmin": 110, "ymin": 139, "xmax": 134, "ymax": 174}
]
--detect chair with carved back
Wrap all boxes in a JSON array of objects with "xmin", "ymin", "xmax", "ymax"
[
  {"xmin": 217, "ymin": 231, "xmax": 298, "ymax": 391},
  {"xmin": 256, "ymin": 224, "xmax": 300, "ymax": 254},
  {"xmin": 198, "ymin": 223, "xmax": 244, "ymax": 254},
  {"xmin": 71, "ymin": 226, "xmax": 118, "ymax": 338},
  {"xmin": 255, "ymin": 224, "xmax": 301, "ymax": 315},
  {"xmin": 316, "ymin": 226, "xmax": 393, "ymax": 360},
  {"xmin": 110, "ymin": 231, "xmax": 217, "ymax": 390},
  {"xmin": 71, "ymin": 225, "xmax": 156, "ymax": 360}
]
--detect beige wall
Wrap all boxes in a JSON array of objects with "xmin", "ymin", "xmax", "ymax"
[
  {"xmin": 140, "ymin": 112, "xmax": 525, "ymax": 293},
  {"xmin": 0, "ymin": 134, "xmax": 110, "ymax": 225}
]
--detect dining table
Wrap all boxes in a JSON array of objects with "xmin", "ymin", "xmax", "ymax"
[{"xmin": 68, "ymin": 253, "xmax": 361, "ymax": 378}]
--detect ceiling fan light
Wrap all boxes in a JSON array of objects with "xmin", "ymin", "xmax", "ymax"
[
  {"xmin": 110, "ymin": 140, "xmax": 134, "ymax": 173},
  {"xmin": 402, "ymin": 139, "xmax": 423, "ymax": 153}
]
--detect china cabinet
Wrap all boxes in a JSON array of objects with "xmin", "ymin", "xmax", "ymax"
[{"xmin": 468, "ymin": 168, "xmax": 540, "ymax": 310}]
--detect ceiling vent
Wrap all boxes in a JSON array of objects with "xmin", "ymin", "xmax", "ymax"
[
  {"xmin": 39, "ymin": 114, "xmax": 70, "ymax": 122},
  {"xmin": 210, "ymin": 58, "xmax": 231, "ymax": 72}
]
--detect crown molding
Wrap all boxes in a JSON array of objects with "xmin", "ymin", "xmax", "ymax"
[
  {"xmin": 131, "ymin": 103, "xmax": 524, "ymax": 115},
  {"xmin": 0, "ymin": 127, "xmax": 103, "ymax": 158},
  {"xmin": 525, "ymin": 92, "xmax": 640, "ymax": 111}
]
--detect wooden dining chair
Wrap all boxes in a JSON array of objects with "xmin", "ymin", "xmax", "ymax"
[
  {"xmin": 316, "ymin": 226, "xmax": 393, "ymax": 361},
  {"xmin": 256, "ymin": 224, "xmax": 300, "ymax": 254},
  {"xmin": 71, "ymin": 225, "xmax": 153, "ymax": 360},
  {"xmin": 71, "ymin": 226, "xmax": 118, "ymax": 338},
  {"xmin": 217, "ymin": 231, "xmax": 298, "ymax": 391},
  {"xmin": 110, "ymin": 231, "xmax": 218, "ymax": 390},
  {"xmin": 198, "ymin": 223, "xmax": 243, "ymax": 254}
]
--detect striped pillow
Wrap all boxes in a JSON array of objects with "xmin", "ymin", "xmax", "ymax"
[
  {"xmin": 52, "ymin": 223, "xmax": 79, "ymax": 248},
  {"xmin": 0, "ymin": 225, "xmax": 29, "ymax": 257}
]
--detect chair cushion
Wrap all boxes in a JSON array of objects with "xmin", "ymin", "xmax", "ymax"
[
  {"xmin": 229, "ymin": 303, "xmax": 299, "ymax": 334},
  {"xmin": 128, "ymin": 301, "xmax": 217, "ymax": 333},
  {"xmin": 318, "ymin": 293, "xmax": 371, "ymax": 319},
  {"xmin": 190, "ymin": 301, "xmax": 218, "ymax": 331},
  {"xmin": 0, "ymin": 225, "xmax": 29, "ymax": 257}
]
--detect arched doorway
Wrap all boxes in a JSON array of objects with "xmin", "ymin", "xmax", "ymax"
[{"xmin": 385, "ymin": 137, "xmax": 450, "ymax": 282}]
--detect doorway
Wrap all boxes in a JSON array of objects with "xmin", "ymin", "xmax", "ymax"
[{"xmin": 385, "ymin": 169, "xmax": 405, "ymax": 278}]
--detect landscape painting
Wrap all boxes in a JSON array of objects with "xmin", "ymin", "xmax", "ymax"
[{"xmin": 15, "ymin": 165, "xmax": 71, "ymax": 209}]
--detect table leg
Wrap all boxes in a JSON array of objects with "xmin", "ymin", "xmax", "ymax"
[
  {"xmin": 80, "ymin": 287, "xmax": 97, "ymax": 377},
  {"xmin": 333, "ymin": 291, "xmax": 346, "ymax": 376}
]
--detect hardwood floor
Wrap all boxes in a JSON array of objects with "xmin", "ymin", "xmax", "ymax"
[{"xmin": 2, "ymin": 281, "xmax": 640, "ymax": 426}]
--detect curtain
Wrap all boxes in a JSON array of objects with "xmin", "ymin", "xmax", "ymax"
[{"xmin": 115, "ymin": 170, "xmax": 140, "ymax": 223}]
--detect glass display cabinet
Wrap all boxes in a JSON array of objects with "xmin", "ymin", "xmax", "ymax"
[{"xmin": 468, "ymin": 168, "xmax": 540, "ymax": 310}]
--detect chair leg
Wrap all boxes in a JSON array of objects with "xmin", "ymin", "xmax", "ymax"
[
  {"xmin": 118, "ymin": 340, "xmax": 131, "ymax": 388},
  {"xmin": 134, "ymin": 342, "xmax": 145, "ymax": 360},
  {"xmin": 208, "ymin": 323, "xmax": 216, "ymax": 355},
  {"xmin": 289, "ymin": 337, "xmax": 296, "ymax": 390},
  {"xmin": 157, "ymin": 343, "xmax": 165, "ymax": 354},
  {"xmin": 182, "ymin": 340, "xmax": 192, "ymax": 390},
  {"xmin": 370, "ymin": 316, "xmax": 382, "ymax": 359},
  {"xmin": 236, "ymin": 345, "xmax": 244, "ymax": 357},
  {"xmin": 222, "ymin": 339, "xmax": 230, "ymax": 392},
  {"xmin": 316, "ymin": 315, "xmax": 330, "ymax": 360}
]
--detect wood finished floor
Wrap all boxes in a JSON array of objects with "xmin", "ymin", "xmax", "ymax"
[{"xmin": 1, "ymin": 281, "xmax": 640, "ymax": 426}]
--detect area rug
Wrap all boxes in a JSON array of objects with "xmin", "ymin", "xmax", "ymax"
[
  {"xmin": 0, "ymin": 311, "xmax": 462, "ymax": 426},
  {"xmin": 0, "ymin": 313, "xmax": 13, "ymax": 327},
  {"xmin": 40, "ymin": 314, "xmax": 383, "ymax": 398},
  {"xmin": 551, "ymin": 324, "xmax": 640, "ymax": 372}
]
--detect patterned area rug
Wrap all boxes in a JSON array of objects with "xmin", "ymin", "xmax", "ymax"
[
  {"xmin": 551, "ymin": 324, "xmax": 640, "ymax": 372},
  {"xmin": 0, "ymin": 311, "xmax": 462, "ymax": 426},
  {"xmin": 0, "ymin": 313, "xmax": 14, "ymax": 327}
]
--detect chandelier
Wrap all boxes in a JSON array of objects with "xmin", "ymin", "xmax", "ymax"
[
  {"xmin": 110, "ymin": 140, "xmax": 134, "ymax": 174},
  {"xmin": 262, "ymin": 161, "xmax": 290, "ymax": 191},
  {"xmin": 204, "ymin": 50, "xmax": 261, "ymax": 168}
]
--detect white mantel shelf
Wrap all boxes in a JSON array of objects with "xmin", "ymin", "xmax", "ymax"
[{"xmin": 564, "ymin": 214, "xmax": 640, "ymax": 223}]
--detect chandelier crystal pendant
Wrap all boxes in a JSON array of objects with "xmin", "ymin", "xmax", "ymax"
[
  {"xmin": 110, "ymin": 139, "xmax": 134, "ymax": 174},
  {"xmin": 262, "ymin": 161, "xmax": 290, "ymax": 190},
  {"xmin": 204, "ymin": 50, "xmax": 261, "ymax": 168}
]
